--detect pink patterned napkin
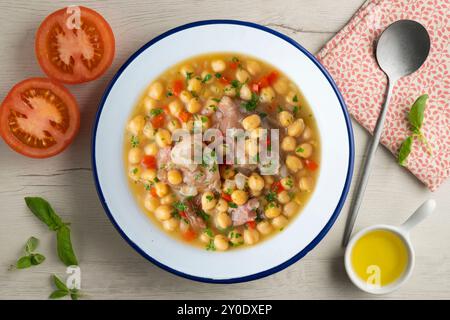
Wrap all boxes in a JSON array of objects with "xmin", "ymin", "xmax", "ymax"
[{"xmin": 317, "ymin": 0, "xmax": 450, "ymax": 191}]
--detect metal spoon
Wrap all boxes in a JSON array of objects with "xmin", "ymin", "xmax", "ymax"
[{"xmin": 342, "ymin": 20, "xmax": 430, "ymax": 247}]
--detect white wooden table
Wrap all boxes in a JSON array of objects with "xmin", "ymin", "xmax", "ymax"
[{"xmin": 1, "ymin": 0, "xmax": 449, "ymax": 300}]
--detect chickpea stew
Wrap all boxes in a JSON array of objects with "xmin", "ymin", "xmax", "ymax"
[{"xmin": 124, "ymin": 53, "xmax": 320, "ymax": 251}]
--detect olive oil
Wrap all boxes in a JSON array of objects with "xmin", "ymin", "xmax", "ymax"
[{"xmin": 351, "ymin": 229, "xmax": 409, "ymax": 286}]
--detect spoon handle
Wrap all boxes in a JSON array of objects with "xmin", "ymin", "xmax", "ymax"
[{"xmin": 342, "ymin": 79, "xmax": 395, "ymax": 247}]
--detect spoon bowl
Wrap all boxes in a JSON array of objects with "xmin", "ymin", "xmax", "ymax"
[{"xmin": 376, "ymin": 20, "xmax": 430, "ymax": 79}]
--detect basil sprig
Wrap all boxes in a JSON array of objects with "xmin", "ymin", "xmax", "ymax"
[
  {"xmin": 49, "ymin": 275, "xmax": 81, "ymax": 300},
  {"xmin": 25, "ymin": 197, "xmax": 78, "ymax": 266},
  {"xmin": 15, "ymin": 236, "xmax": 45, "ymax": 269},
  {"xmin": 397, "ymin": 94, "xmax": 432, "ymax": 166}
]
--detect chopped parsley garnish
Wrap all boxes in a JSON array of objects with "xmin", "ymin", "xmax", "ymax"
[
  {"xmin": 185, "ymin": 72, "xmax": 193, "ymax": 80},
  {"xmin": 206, "ymin": 239, "xmax": 216, "ymax": 251},
  {"xmin": 258, "ymin": 112, "xmax": 267, "ymax": 118},
  {"xmin": 241, "ymin": 93, "xmax": 259, "ymax": 111},
  {"xmin": 144, "ymin": 183, "xmax": 151, "ymax": 191},
  {"xmin": 277, "ymin": 106, "xmax": 283, "ymax": 113},
  {"xmin": 201, "ymin": 116, "xmax": 208, "ymax": 123},
  {"xmin": 231, "ymin": 79, "xmax": 240, "ymax": 89},
  {"xmin": 265, "ymin": 191, "xmax": 277, "ymax": 202},
  {"xmin": 214, "ymin": 72, "xmax": 222, "ymax": 79},
  {"xmin": 131, "ymin": 168, "xmax": 138, "ymax": 175},
  {"xmin": 285, "ymin": 178, "xmax": 294, "ymax": 188},
  {"xmin": 296, "ymin": 147, "xmax": 305, "ymax": 153},
  {"xmin": 166, "ymin": 91, "xmax": 173, "ymax": 97},
  {"xmin": 232, "ymin": 56, "xmax": 239, "ymax": 63},
  {"xmin": 293, "ymin": 95, "xmax": 298, "ymax": 102},
  {"xmin": 228, "ymin": 202, "xmax": 238, "ymax": 208},
  {"xmin": 131, "ymin": 135, "xmax": 139, "ymax": 148},
  {"xmin": 201, "ymin": 74, "xmax": 212, "ymax": 83},
  {"xmin": 293, "ymin": 106, "xmax": 299, "ymax": 115},
  {"xmin": 212, "ymin": 97, "xmax": 221, "ymax": 103},
  {"xmin": 204, "ymin": 228, "xmax": 214, "ymax": 238},
  {"xmin": 173, "ymin": 201, "xmax": 187, "ymax": 212},
  {"xmin": 196, "ymin": 209, "xmax": 210, "ymax": 222},
  {"xmin": 150, "ymin": 108, "xmax": 163, "ymax": 116},
  {"xmin": 206, "ymin": 195, "xmax": 214, "ymax": 201}
]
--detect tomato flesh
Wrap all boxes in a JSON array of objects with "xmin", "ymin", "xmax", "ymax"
[
  {"xmin": 0, "ymin": 78, "xmax": 80, "ymax": 158},
  {"xmin": 35, "ymin": 6, "xmax": 115, "ymax": 84}
]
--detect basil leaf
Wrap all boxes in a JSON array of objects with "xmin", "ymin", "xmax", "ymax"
[
  {"xmin": 31, "ymin": 253, "xmax": 46, "ymax": 265},
  {"xmin": 25, "ymin": 236, "xmax": 39, "ymax": 254},
  {"xmin": 49, "ymin": 290, "xmax": 69, "ymax": 299},
  {"xmin": 16, "ymin": 256, "xmax": 32, "ymax": 269},
  {"xmin": 56, "ymin": 225, "xmax": 78, "ymax": 266},
  {"xmin": 53, "ymin": 274, "xmax": 68, "ymax": 291},
  {"xmin": 408, "ymin": 94, "xmax": 428, "ymax": 131},
  {"xmin": 398, "ymin": 136, "xmax": 413, "ymax": 166},
  {"xmin": 24, "ymin": 197, "xmax": 63, "ymax": 231}
]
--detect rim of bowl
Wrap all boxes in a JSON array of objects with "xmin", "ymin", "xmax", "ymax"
[
  {"xmin": 91, "ymin": 19, "xmax": 355, "ymax": 284},
  {"xmin": 344, "ymin": 224, "xmax": 415, "ymax": 294}
]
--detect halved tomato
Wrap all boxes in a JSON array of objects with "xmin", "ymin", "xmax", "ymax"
[
  {"xmin": 35, "ymin": 6, "xmax": 115, "ymax": 84},
  {"xmin": 0, "ymin": 78, "xmax": 80, "ymax": 158}
]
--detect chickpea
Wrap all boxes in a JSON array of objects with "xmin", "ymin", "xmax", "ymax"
[
  {"xmin": 246, "ymin": 60, "xmax": 261, "ymax": 76},
  {"xmin": 240, "ymin": 84, "xmax": 252, "ymax": 101},
  {"xmin": 263, "ymin": 175, "xmax": 274, "ymax": 188},
  {"xmin": 199, "ymin": 230, "xmax": 213, "ymax": 244},
  {"xmin": 277, "ymin": 190, "xmax": 291, "ymax": 204},
  {"xmin": 144, "ymin": 142, "xmax": 158, "ymax": 156},
  {"xmin": 141, "ymin": 168, "xmax": 157, "ymax": 182},
  {"xmin": 155, "ymin": 205, "xmax": 172, "ymax": 221},
  {"xmin": 273, "ymin": 78, "xmax": 288, "ymax": 95},
  {"xmin": 231, "ymin": 190, "xmax": 248, "ymax": 206},
  {"xmin": 302, "ymin": 126, "xmax": 313, "ymax": 141},
  {"xmin": 299, "ymin": 176, "xmax": 314, "ymax": 192},
  {"xmin": 259, "ymin": 87, "xmax": 275, "ymax": 103},
  {"xmin": 295, "ymin": 143, "xmax": 313, "ymax": 158},
  {"xmin": 127, "ymin": 115, "xmax": 145, "ymax": 136},
  {"xmin": 257, "ymin": 221, "xmax": 273, "ymax": 235},
  {"xmin": 155, "ymin": 129, "xmax": 172, "ymax": 147},
  {"xmin": 248, "ymin": 174, "xmax": 264, "ymax": 191},
  {"xmin": 216, "ymin": 212, "xmax": 232, "ymax": 229},
  {"xmin": 280, "ymin": 176, "xmax": 294, "ymax": 190},
  {"xmin": 203, "ymin": 98, "xmax": 218, "ymax": 115},
  {"xmin": 186, "ymin": 98, "xmax": 202, "ymax": 114},
  {"xmin": 161, "ymin": 193, "xmax": 176, "ymax": 205},
  {"xmin": 128, "ymin": 148, "xmax": 143, "ymax": 164},
  {"xmin": 216, "ymin": 199, "xmax": 229, "ymax": 213},
  {"xmin": 228, "ymin": 230, "xmax": 244, "ymax": 246},
  {"xmin": 148, "ymin": 81, "xmax": 164, "ymax": 100},
  {"xmin": 168, "ymin": 99, "xmax": 183, "ymax": 117},
  {"xmin": 242, "ymin": 114, "xmax": 261, "ymax": 131},
  {"xmin": 265, "ymin": 203, "xmax": 281, "ymax": 218},
  {"xmin": 154, "ymin": 181, "xmax": 169, "ymax": 197},
  {"xmin": 220, "ymin": 166, "xmax": 235, "ymax": 179},
  {"xmin": 286, "ymin": 155, "xmax": 303, "ymax": 172},
  {"xmin": 162, "ymin": 217, "xmax": 178, "ymax": 231},
  {"xmin": 128, "ymin": 166, "xmax": 140, "ymax": 181},
  {"xmin": 202, "ymin": 191, "xmax": 218, "ymax": 210},
  {"xmin": 211, "ymin": 59, "xmax": 226, "ymax": 72},
  {"xmin": 179, "ymin": 90, "xmax": 192, "ymax": 104},
  {"xmin": 187, "ymin": 78, "xmax": 202, "ymax": 93},
  {"xmin": 281, "ymin": 136, "xmax": 296, "ymax": 152},
  {"xmin": 144, "ymin": 195, "xmax": 160, "ymax": 212},
  {"xmin": 286, "ymin": 91, "xmax": 299, "ymax": 105},
  {"xmin": 283, "ymin": 201, "xmax": 299, "ymax": 217},
  {"xmin": 272, "ymin": 215, "xmax": 288, "ymax": 230},
  {"xmin": 180, "ymin": 64, "xmax": 194, "ymax": 77},
  {"xmin": 166, "ymin": 119, "xmax": 180, "ymax": 133},
  {"xmin": 245, "ymin": 139, "xmax": 258, "ymax": 158},
  {"xmin": 250, "ymin": 127, "xmax": 265, "ymax": 140},
  {"xmin": 167, "ymin": 169, "xmax": 183, "ymax": 185},
  {"xmin": 250, "ymin": 189, "xmax": 262, "ymax": 197},
  {"xmin": 243, "ymin": 228, "xmax": 260, "ymax": 245},
  {"xmin": 287, "ymin": 119, "xmax": 305, "ymax": 137},
  {"xmin": 278, "ymin": 111, "xmax": 294, "ymax": 127},
  {"xmin": 236, "ymin": 69, "xmax": 250, "ymax": 83},
  {"xmin": 143, "ymin": 122, "xmax": 155, "ymax": 139},
  {"xmin": 143, "ymin": 97, "xmax": 158, "ymax": 113},
  {"xmin": 223, "ymin": 84, "xmax": 236, "ymax": 97},
  {"xmin": 214, "ymin": 234, "xmax": 229, "ymax": 251},
  {"xmin": 201, "ymin": 70, "xmax": 214, "ymax": 84}
]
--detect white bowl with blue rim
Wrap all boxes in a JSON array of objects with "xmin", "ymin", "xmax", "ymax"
[{"xmin": 92, "ymin": 20, "xmax": 354, "ymax": 283}]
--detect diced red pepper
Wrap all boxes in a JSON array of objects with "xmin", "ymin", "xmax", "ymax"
[
  {"xmin": 246, "ymin": 221, "xmax": 256, "ymax": 229},
  {"xmin": 179, "ymin": 211, "xmax": 187, "ymax": 219},
  {"xmin": 305, "ymin": 159, "xmax": 319, "ymax": 171},
  {"xmin": 221, "ymin": 193, "xmax": 232, "ymax": 202},
  {"xmin": 182, "ymin": 229, "xmax": 197, "ymax": 242},
  {"xmin": 219, "ymin": 76, "xmax": 231, "ymax": 85},
  {"xmin": 251, "ymin": 83, "xmax": 260, "ymax": 93},
  {"xmin": 150, "ymin": 187, "xmax": 158, "ymax": 197},
  {"xmin": 151, "ymin": 113, "xmax": 165, "ymax": 128},
  {"xmin": 267, "ymin": 71, "xmax": 278, "ymax": 85},
  {"xmin": 172, "ymin": 79, "xmax": 184, "ymax": 96},
  {"xmin": 257, "ymin": 76, "xmax": 269, "ymax": 88},
  {"xmin": 229, "ymin": 61, "xmax": 239, "ymax": 70},
  {"xmin": 141, "ymin": 155, "xmax": 157, "ymax": 169},
  {"xmin": 179, "ymin": 110, "xmax": 191, "ymax": 122},
  {"xmin": 271, "ymin": 181, "xmax": 285, "ymax": 194}
]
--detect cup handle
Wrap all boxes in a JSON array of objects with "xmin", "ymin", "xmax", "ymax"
[{"xmin": 400, "ymin": 199, "xmax": 436, "ymax": 233}]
